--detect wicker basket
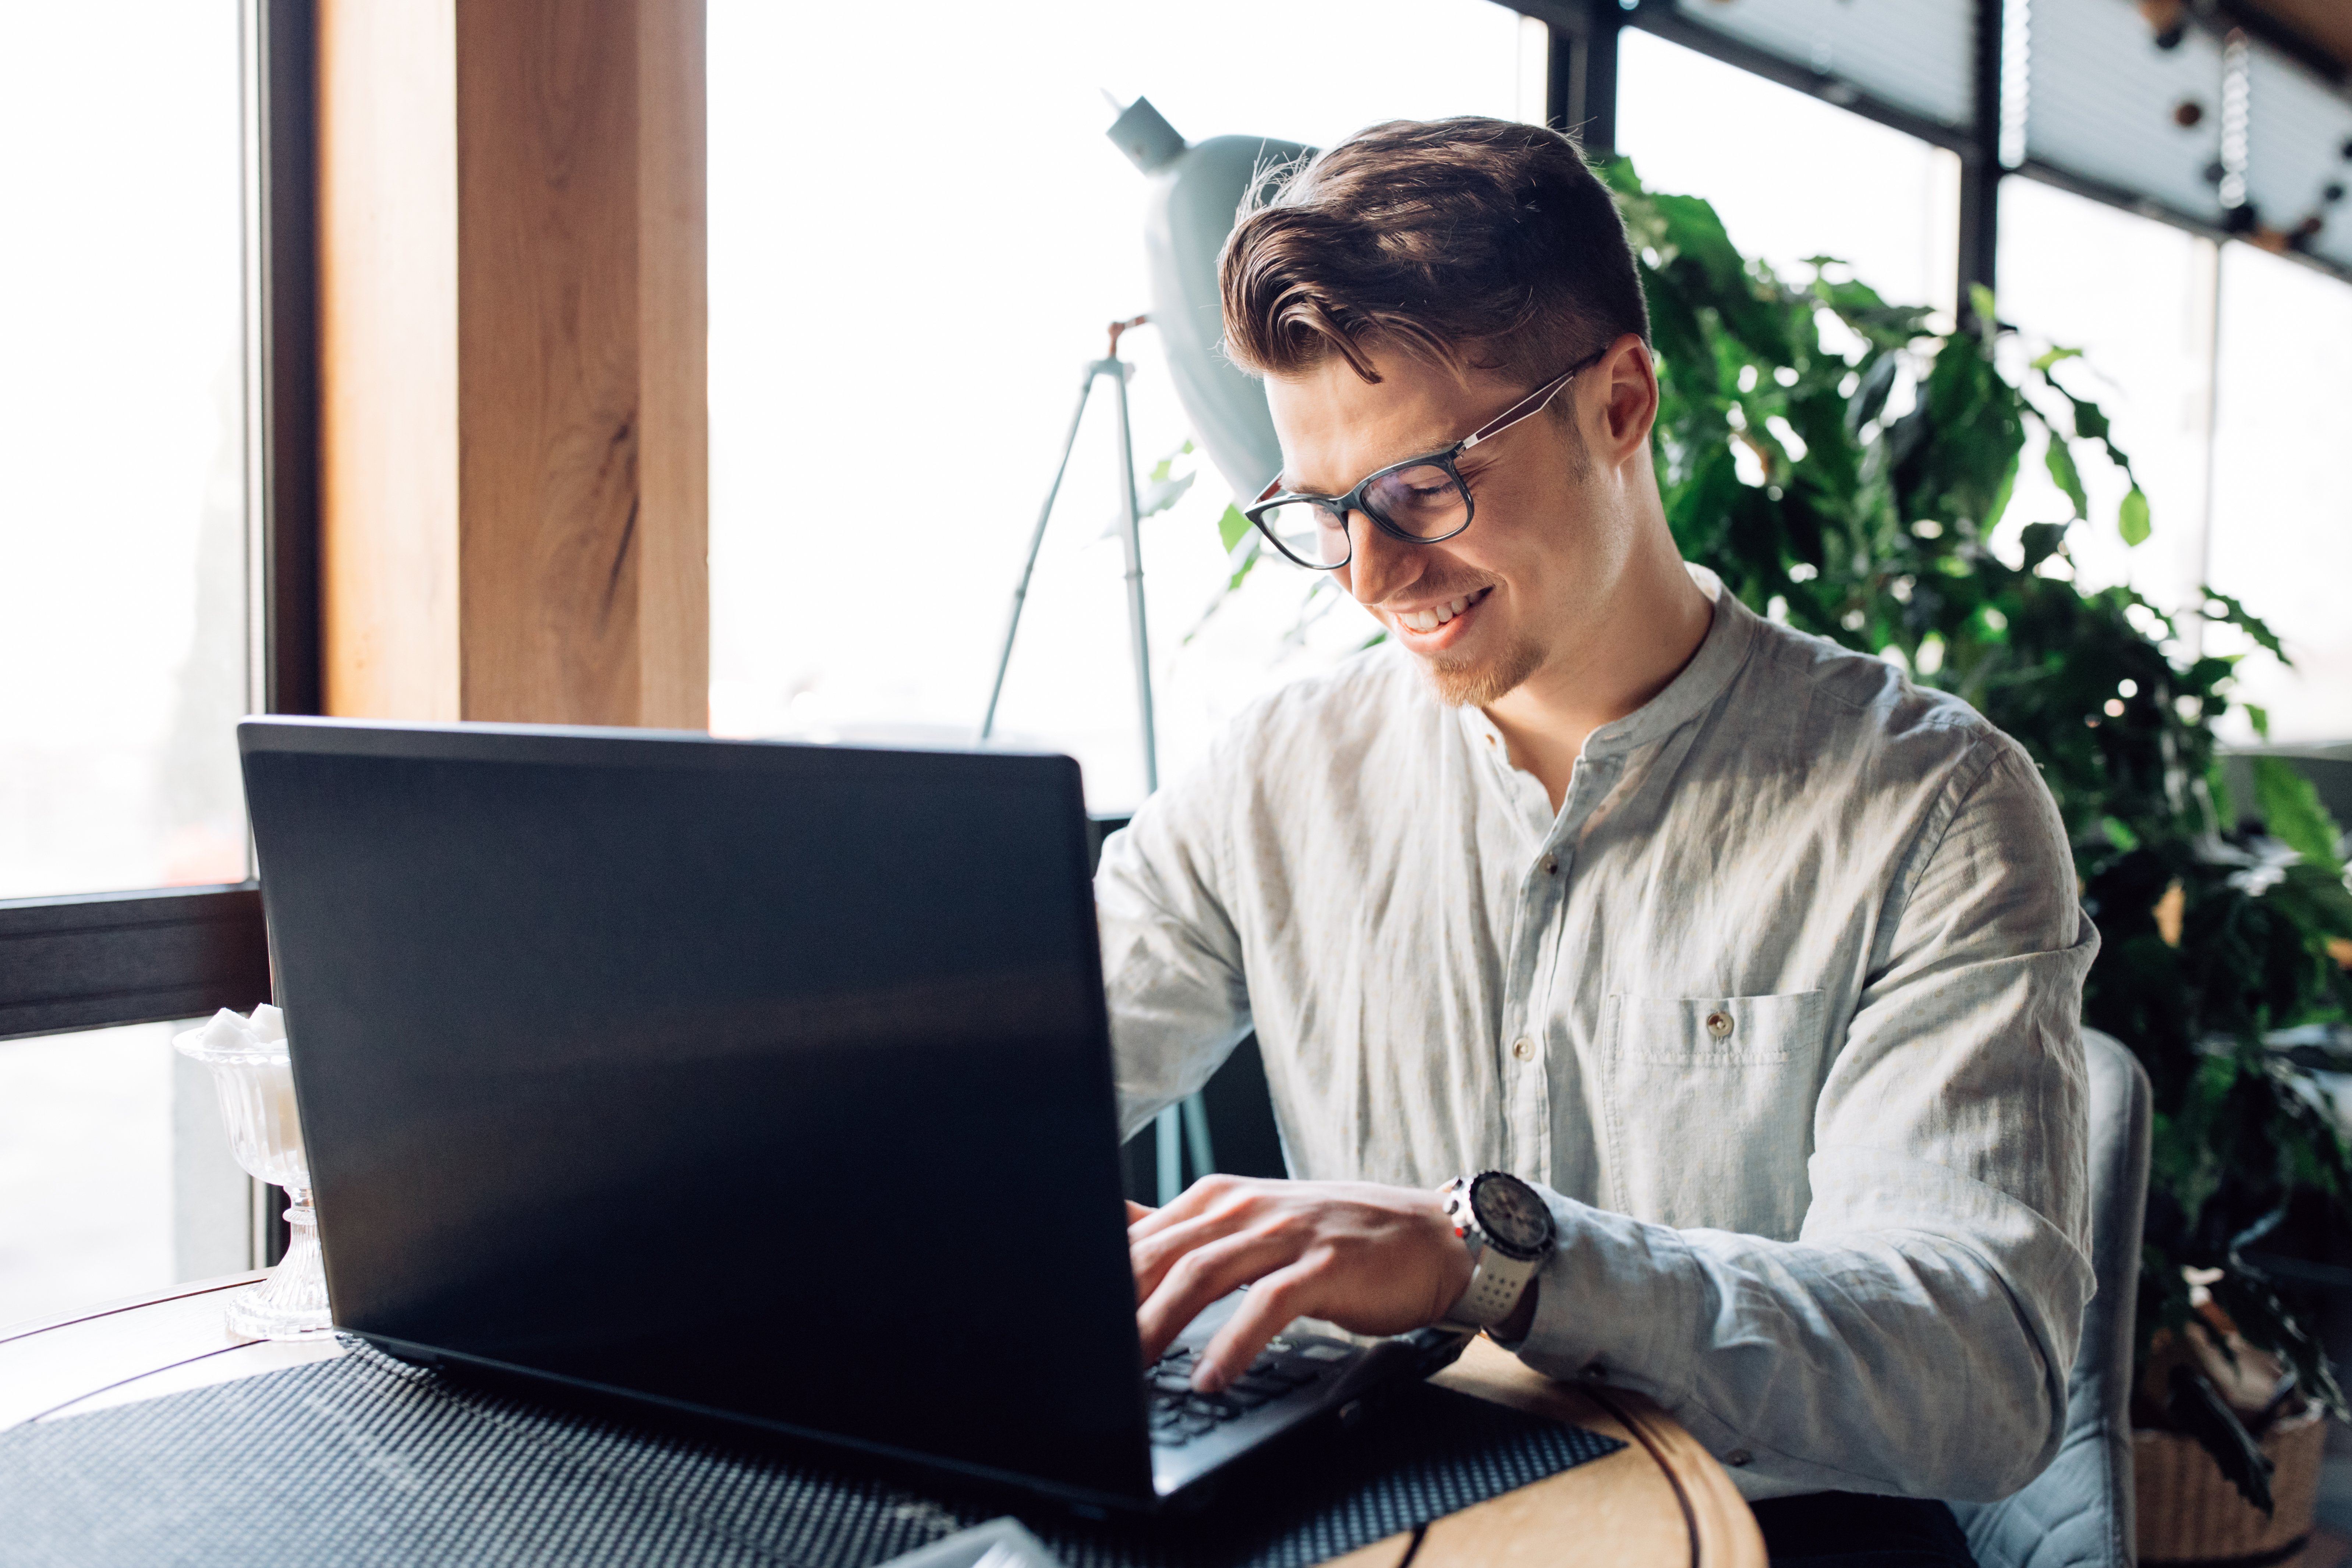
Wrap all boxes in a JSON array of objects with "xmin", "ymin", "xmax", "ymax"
[{"xmin": 2134, "ymin": 1409, "xmax": 2326, "ymax": 1565}]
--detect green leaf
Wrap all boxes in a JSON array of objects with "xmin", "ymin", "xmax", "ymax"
[
  {"xmin": 2201, "ymin": 589, "xmax": 2289, "ymax": 662},
  {"xmin": 2120, "ymin": 487, "xmax": 2151, "ymax": 547},
  {"xmin": 1986, "ymin": 452, "xmax": 2018, "ymax": 532},
  {"xmin": 2167, "ymin": 1365, "xmax": 2275, "ymax": 1515},
  {"xmin": 2055, "ymin": 385, "xmax": 2113, "ymax": 446},
  {"xmin": 1223, "ymin": 533, "xmax": 1262, "ymax": 594},
  {"xmin": 1846, "ymin": 352, "xmax": 1899, "ymax": 433},
  {"xmin": 1216, "ymin": 502, "xmax": 1252, "ymax": 554},
  {"xmin": 2248, "ymin": 703, "xmax": 2272, "ymax": 741},
  {"xmin": 2207, "ymin": 760, "xmax": 2238, "ymax": 830},
  {"xmin": 2031, "ymin": 345, "xmax": 2083, "ymax": 371},
  {"xmin": 2044, "ymin": 438, "xmax": 2088, "ymax": 520},
  {"xmin": 2253, "ymin": 756, "xmax": 2346, "ymax": 878},
  {"xmin": 1968, "ymin": 282, "xmax": 1999, "ymax": 333},
  {"xmin": 2273, "ymin": 859, "xmax": 2352, "ymax": 938},
  {"xmin": 2019, "ymin": 521, "xmax": 2070, "ymax": 572},
  {"xmin": 1135, "ymin": 468, "xmax": 1195, "ymax": 519}
]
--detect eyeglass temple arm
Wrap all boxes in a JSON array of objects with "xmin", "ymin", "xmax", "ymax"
[{"xmin": 1459, "ymin": 365, "xmax": 1581, "ymax": 451}]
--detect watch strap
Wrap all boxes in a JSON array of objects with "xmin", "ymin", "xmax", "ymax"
[
  {"xmin": 1440, "ymin": 1174, "xmax": 1549, "ymax": 1329},
  {"xmin": 1448, "ymin": 1245, "xmax": 1540, "ymax": 1328}
]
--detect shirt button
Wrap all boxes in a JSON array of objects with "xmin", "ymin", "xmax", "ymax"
[
  {"xmin": 1725, "ymin": 1448, "xmax": 1752, "ymax": 1468},
  {"xmin": 1511, "ymin": 1037, "xmax": 1536, "ymax": 1062},
  {"xmin": 1705, "ymin": 1010, "xmax": 1734, "ymax": 1040},
  {"xmin": 1540, "ymin": 855, "xmax": 1558, "ymax": 875}
]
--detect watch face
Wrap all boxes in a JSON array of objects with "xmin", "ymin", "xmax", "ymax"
[{"xmin": 1472, "ymin": 1173, "xmax": 1553, "ymax": 1257}]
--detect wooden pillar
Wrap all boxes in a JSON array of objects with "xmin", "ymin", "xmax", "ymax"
[{"xmin": 318, "ymin": 0, "xmax": 707, "ymax": 729}]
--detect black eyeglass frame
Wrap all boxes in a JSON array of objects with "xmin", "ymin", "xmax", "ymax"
[{"xmin": 1241, "ymin": 349, "xmax": 1609, "ymax": 571}]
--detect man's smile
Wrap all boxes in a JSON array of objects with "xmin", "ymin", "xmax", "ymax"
[{"xmin": 1385, "ymin": 584, "xmax": 1494, "ymax": 649}]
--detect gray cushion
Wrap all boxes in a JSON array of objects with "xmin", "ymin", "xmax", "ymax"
[{"xmin": 1949, "ymin": 1028, "xmax": 2151, "ymax": 1568}]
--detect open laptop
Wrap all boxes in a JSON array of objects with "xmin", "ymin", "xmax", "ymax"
[{"xmin": 237, "ymin": 717, "xmax": 1467, "ymax": 1514}]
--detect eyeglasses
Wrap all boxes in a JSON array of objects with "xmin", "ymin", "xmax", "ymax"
[{"xmin": 1241, "ymin": 350, "xmax": 1604, "ymax": 571}]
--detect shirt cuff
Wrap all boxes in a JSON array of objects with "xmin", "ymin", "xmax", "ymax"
[{"xmin": 1504, "ymin": 1186, "xmax": 1705, "ymax": 1406}]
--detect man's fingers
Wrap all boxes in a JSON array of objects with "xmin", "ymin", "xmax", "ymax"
[
  {"xmin": 1125, "ymin": 1200, "xmax": 1154, "ymax": 1227},
  {"xmin": 1192, "ymin": 1259, "xmax": 1317, "ymax": 1392},
  {"xmin": 1134, "ymin": 1229, "xmax": 1298, "ymax": 1364},
  {"xmin": 1129, "ymin": 1204, "xmax": 1261, "ymax": 1303},
  {"xmin": 1124, "ymin": 1173, "xmax": 1257, "ymax": 1243}
]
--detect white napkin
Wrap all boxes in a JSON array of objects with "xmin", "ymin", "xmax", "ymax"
[{"xmin": 194, "ymin": 1004, "xmax": 288, "ymax": 1056}]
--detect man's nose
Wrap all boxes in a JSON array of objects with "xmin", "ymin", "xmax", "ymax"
[{"xmin": 1342, "ymin": 514, "xmax": 1418, "ymax": 606}]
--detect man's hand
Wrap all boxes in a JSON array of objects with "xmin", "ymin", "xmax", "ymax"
[{"xmin": 1125, "ymin": 1176, "xmax": 1473, "ymax": 1392}]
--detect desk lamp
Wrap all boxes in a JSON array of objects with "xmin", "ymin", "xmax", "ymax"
[{"xmin": 977, "ymin": 102, "xmax": 1312, "ymax": 1205}]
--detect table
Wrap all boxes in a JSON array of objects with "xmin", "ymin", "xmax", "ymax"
[{"xmin": 0, "ymin": 1275, "xmax": 1765, "ymax": 1566}]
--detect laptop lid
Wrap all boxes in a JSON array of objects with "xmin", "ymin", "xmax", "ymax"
[{"xmin": 238, "ymin": 717, "xmax": 1154, "ymax": 1506}]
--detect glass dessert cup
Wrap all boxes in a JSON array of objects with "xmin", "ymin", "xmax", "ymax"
[{"xmin": 173, "ymin": 1009, "xmax": 334, "ymax": 1341}]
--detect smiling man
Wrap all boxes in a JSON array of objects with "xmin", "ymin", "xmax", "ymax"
[{"xmin": 1093, "ymin": 119, "xmax": 2095, "ymax": 1564}]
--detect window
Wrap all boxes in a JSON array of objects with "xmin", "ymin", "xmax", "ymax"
[
  {"xmin": 0, "ymin": 1, "xmax": 261, "ymax": 1326},
  {"xmin": 1616, "ymin": 28, "xmax": 1961, "ymax": 323},
  {"xmin": 0, "ymin": 1025, "xmax": 174, "ymax": 1324},
  {"xmin": 1993, "ymin": 177, "xmax": 2217, "ymax": 618},
  {"xmin": 706, "ymin": 0, "xmax": 1527, "ymax": 810},
  {"xmin": 2206, "ymin": 241, "xmax": 2352, "ymax": 743},
  {"xmin": 0, "ymin": 4, "xmax": 251, "ymax": 902}
]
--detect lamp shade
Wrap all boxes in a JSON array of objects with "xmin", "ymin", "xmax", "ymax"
[{"xmin": 1110, "ymin": 99, "xmax": 1313, "ymax": 505}]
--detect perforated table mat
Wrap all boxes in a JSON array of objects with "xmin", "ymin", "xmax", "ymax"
[{"xmin": 0, "ymin": 1339, "xmax": 1622, "ymax": 1567}]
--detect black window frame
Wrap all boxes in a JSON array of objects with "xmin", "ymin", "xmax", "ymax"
[
  {"xmin": 1520, "ymin": 0, "xmax": 2352, "ymax": 307},
  {"xmin": 0, "ymin": 0, "xmax": 315, "ymax": 1046}
]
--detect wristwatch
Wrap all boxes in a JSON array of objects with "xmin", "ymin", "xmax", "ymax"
[{"xmin": 1439, "ymin": 1171, "xmax": 1556, "ymax": 1329}]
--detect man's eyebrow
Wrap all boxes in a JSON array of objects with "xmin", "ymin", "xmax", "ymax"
[{"xmin": 1287, "ymin": 431, "xmax": 1464, "ymax": 495}]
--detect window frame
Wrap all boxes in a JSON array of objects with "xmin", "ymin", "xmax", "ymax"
[
  {"xmin": 0, "ymin": 0, "xmax": 313, "ymax": 1046},
  {"xmin": 1516, "ymin": 0, "xmax": 2352, "ymax": 301}
]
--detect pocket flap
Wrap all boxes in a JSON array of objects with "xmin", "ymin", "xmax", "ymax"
[{"xmin": 1613, "ymin": 990, "xmax": 1826, "ymax": 1067}]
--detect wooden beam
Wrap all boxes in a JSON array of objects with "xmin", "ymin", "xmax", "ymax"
[{"xmin": 318, "ymin": 0, "xmax": 706, "ymax": 729}]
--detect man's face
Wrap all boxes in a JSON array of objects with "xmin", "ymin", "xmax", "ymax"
[{"xmin": 1264, "ymin": 341, "xmax": 1649, "ymax": 709}]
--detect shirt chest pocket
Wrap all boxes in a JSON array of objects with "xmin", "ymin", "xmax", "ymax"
[{"xmin": 1601, "ymin": 990, "xmax": 1829, "ymax": 1238}]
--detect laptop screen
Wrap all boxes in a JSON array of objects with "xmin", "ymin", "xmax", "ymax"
[{"xmin": 240, "ymin": 718, "xmax": 1152, "ymax": 1504}]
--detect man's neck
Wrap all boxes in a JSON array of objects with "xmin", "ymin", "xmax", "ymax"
[{"xmin": 1480, "ymin": 548, "xmax": 1716, "ymax": 813}]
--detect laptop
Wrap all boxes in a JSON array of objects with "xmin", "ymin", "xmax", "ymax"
[{"xmin": 237, "ymin": 716, "xmax": 1468, "ymax": 1514}]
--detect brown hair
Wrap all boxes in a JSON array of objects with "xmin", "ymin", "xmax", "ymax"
[{"xmin": 1219, "ymin": 118, "xmax": 1648, "ymax": 388}]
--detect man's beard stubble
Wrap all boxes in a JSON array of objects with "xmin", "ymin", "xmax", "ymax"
[{"xmin": 1422, "ymin": 629, "xmax": 1545, "ymax": 709}]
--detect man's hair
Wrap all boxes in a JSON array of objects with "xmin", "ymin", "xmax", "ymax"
[{"xmin": 1219, "ymin": 118, "xmax": 1649, "ymax": 389}]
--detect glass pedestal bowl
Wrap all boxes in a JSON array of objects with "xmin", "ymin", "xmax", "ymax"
[{"xmin": 173, "ymin": 1007, "xmax": 333, "ymax": 1341}]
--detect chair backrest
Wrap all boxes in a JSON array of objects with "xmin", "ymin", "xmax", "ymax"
[{"xmin": 1949, "ymin": 1027, "xmax": 2153, "ymax": 1568}]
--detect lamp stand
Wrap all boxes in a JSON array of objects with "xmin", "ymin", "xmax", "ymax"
[{"xmin": 979, "ymin": 316, "xmax": 1208, "ymax": 1204}]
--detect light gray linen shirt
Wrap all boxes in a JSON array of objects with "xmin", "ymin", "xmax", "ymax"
[{"xmin": 1097, "ymin": 565, "xmax": 2096, "ymax": 1503}]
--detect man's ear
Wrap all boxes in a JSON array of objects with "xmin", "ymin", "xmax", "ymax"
[{"xmin": 1591, "ymin": 333, "xmax": 1659, "ymax": 463}]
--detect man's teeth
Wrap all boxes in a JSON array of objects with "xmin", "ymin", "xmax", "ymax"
[{"xmin": 1401, "ymin": 595, "xmax": 1474, "ymax": 633}]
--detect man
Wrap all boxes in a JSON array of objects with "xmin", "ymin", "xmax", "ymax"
[{"xmin": 1096, "ymin": 118, "xmax": 2094, "ymax": 1563}]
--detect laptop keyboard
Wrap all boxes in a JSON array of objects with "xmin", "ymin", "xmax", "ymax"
[{"xmin": 1144, "ymin": 1335, "xmax": 1357, "ymax": 1447}]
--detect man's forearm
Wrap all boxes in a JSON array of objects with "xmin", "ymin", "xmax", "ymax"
[{"xmin": 1511, "ymin": 1181, "xmax": 2084, "ymax": 1501}]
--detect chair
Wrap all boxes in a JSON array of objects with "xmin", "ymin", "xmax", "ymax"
[{"xmin": 1950, "ymin": 1027, "xmax": 2153, "ymax": 1568}]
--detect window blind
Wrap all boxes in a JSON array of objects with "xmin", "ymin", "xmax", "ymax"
[
  {"xmin": 2025, "ymin": 0, "xmax": 2229, "ymax": 224},
  {"xmin": 1669, "ymin": 0, "xmax": 1974, "ymax": 131},
  {"xmin": 2246, "ymin": 47, "xmax": 2352, "ymax": 273}
]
